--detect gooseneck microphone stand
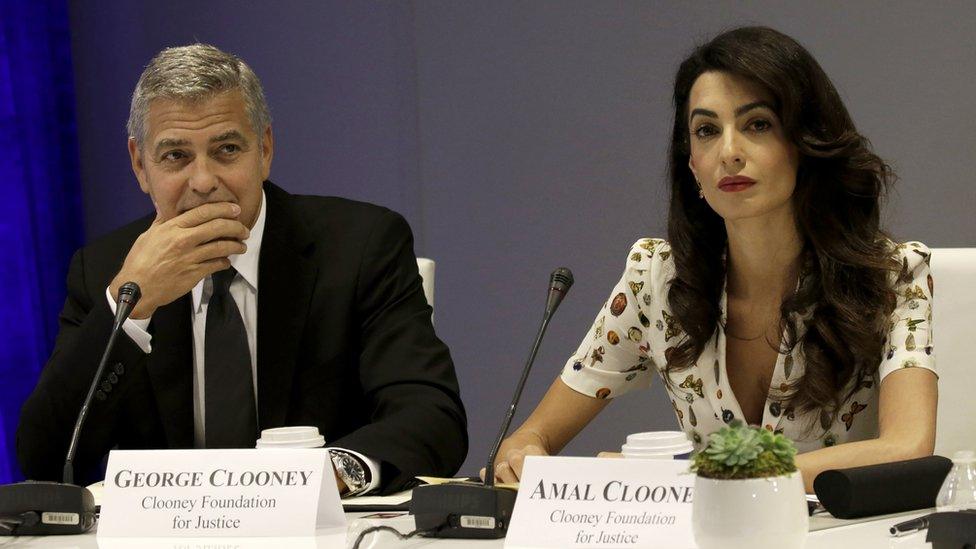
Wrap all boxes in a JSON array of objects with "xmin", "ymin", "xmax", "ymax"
[
  {"xmin": 411, "ymin": 268, "xmax": 574, "ymax": 539},
  {"xmin": 0, "ymin": 282, "xmax": 141, "ymax": 536}
]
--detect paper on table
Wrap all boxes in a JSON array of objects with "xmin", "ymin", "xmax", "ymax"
[
  {"xmin": 87, "ymin": 481, "xmax": 104, "ymax": 507},
  {"xmin": 344, "ymin": 490, "xmax": 412, "ymax": 507},
  {"xmin": 347, "ymin": 477, "xmax": 519, "ymax": 512},
  {"xmin": 416, "ymin": 476, "xmax": 519, "ymax": 490}
]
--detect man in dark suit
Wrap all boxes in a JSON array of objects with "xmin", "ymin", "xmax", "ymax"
[{"xmin": 16, "ymin": 44, "xmax": 466, "ymax": 495}]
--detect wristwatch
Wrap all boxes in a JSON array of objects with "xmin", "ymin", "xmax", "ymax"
[{"xmin": 329, "ymin": 450, "xmax": 369, "ymax": 497}]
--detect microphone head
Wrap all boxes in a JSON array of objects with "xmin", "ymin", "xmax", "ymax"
[
  {"xmin": 117, "ymin": 282, "xmax": 142, "ymax": 305},
  {"xmin": 545, "ymin": 267, "xmax": 574, "ymax": 315},
  {"xmin": 549, "ymin": 267, "xmax": 574, "ymax": 291}
]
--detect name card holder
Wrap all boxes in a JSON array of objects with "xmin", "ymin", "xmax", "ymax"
[
  {"xmin": 505, "ymin": 456, "xmax": 696, "ymax": 548},
  {"xmin": 98, "ymin": 449, "xmax": 345, "ymax": 538}
]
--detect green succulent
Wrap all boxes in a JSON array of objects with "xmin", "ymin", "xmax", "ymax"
[{"xmin": 691, "ymin": 421, "xmax": 798, "ymax": 479}]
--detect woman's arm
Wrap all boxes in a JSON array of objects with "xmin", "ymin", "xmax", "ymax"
[
  {"xmin": 483, "ymin": 239, "xmax": 666, "ymax": 482},
  {"xmin": 795, "ymin": 367, "xmax": 937, "ymax": 493},
  {"xmin": 483, "ymin": 377, "xmax": 610, "ymax": 483}
]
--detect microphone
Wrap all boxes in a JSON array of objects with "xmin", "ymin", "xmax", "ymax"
[
  {"xmin": 485, "ymin": 267, "xmax": 573, "ymax": 488},
  {"xmin": 64, "ymin": 281, "xmax": 141, "ymax": 484},
  {"xmin": 544, "ymin": 267, "xmax": 573, "ymax": 317},
  {"xmin": 0, "ymin": 282, "xmax": 142, "ymax": 536},
  {"xmin": 411, "ymin": 268, "xmax": 573, "ymax": 539},
  {"xmin": 111, "ymin": 281, "xmax": 142, "ymax": 332}
]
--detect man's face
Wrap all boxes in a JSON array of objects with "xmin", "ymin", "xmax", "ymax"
[{"xmin": 128, "ymin": 90, "xmax": 273, "ymax": 229}]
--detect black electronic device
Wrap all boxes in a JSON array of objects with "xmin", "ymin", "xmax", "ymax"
[
  {"xmin": 411, "ymin": 268, "xmax": 573, "ymax": 539},
  {"xmin": 0, "ymin": 282, "xmax": 141, "ymax": 536},
  {"xmin": 927, "ymin": 510, "xmax": 976, "ymax": 549},
  {"xmin": 0, "ymin": 482, "xmax": 96, "ymax": 535},
  {"xmin": 813, "ymin": 455, "xmax": 952, "ymax": 519}
]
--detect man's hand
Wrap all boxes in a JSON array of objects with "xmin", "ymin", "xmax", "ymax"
[{"xmin": 109, "ymin": 202, "xmax": 249, "ymax": 319}]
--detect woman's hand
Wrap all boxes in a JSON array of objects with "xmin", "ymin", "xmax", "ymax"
[
  {"xmin": 480, "ymin": 430, "xmax": 550, "ymax": 483},
  {"xmin": 479, "ymin": 445, "xmax": 623, "ymax": 483},
  {"xmin": 478, "ymin": 378, "xmax": 612, "ymax": 483}
]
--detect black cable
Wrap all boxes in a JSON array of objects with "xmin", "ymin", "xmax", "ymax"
[
  {"xmin": 0, "ymin": 512, "xmax": 39, "ymax": 535},
  {"xmin": 351, "ymin": 524, "xmax": 440, "ymax": 549}
]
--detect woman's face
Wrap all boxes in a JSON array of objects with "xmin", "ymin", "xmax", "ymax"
[{"xmin": 686, "ymin": 71, "xmax": 799, "ymax": 223}]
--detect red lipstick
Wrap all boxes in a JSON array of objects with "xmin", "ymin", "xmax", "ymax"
[{"xmin": 717, "ymin": 176, "xmax": 756, "ymax": 192}]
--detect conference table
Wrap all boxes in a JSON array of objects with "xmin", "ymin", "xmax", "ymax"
[{"xmin": 0, "ymin": 506, "xmax": 935, "ymax": 548}]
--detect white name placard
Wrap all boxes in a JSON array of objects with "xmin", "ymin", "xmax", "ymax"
[
  {"xmin": 505, "ymin": 456, "xmax": 696, "ymax": 548},
  {"xmin": 98, "ymin": 449, "xmax": 345, "ymax": 537}
]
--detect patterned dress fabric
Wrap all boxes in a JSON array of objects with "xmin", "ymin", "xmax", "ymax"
[{"xmin": 560, "ymin": 239, "xmax": 936, "ymax": 453}]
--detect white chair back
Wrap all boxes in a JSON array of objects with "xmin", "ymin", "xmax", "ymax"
[
  {"xmin": 931, "ymin": 248, "xmax": 976, "ymax": 456},
  {"xmin": 417, "ymin": 258, "xmax": 435, "ymax": 320}
]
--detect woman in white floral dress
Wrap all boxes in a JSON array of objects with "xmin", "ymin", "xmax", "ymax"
[{"xmin": 489, "ymin": 27, "xmax": 937, "ymax": 493}]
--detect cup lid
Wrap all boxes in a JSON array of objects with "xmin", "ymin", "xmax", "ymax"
[
  {"xmin": 256, "ymin": 426, "xmax": 325, "ymax": 448},
  {"xmin": 623, "ymin": 431, "xmax": 693, "ymax": 453},
  {"xmin": 620, "ymin": 445, "xmax": 685, "ymax": 455}
]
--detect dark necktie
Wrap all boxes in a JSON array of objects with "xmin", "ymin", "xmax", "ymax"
[{"xmin": 204, "ymin": 268, "xmax": 258, "ymax": 448}]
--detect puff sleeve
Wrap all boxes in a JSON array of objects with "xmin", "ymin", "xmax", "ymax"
[
  {"xmin": 879, "ymin": 242, "xmax": 937, "ymax": 381},
  {"xmin": 560, "ymin": 239, "xmax": 668, "ymax": 399}
]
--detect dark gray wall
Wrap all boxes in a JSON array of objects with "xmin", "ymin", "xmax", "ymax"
[
  {"xmin": 69, "ymin": 1, "xmax": 424, "ymax": 242},
  {"xmin": 69, "ymin": 1, "xmax": 976, "ymax": 475}
]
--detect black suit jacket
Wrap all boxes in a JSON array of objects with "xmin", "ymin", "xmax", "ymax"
[{"xmin": 17, "ymin": 181, "xmax": 467, "ymax": 493}]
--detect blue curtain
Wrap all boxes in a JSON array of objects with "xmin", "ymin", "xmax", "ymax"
[{"xmin": 0, "ymin": 0, "xmax": 83, "ymax": 483}]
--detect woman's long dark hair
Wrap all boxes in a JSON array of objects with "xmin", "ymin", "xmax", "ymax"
[{"xmin": 665, "ymin": 27, "xmax": 898, "ymax": 425}]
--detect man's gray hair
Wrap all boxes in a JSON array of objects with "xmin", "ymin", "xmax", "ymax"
[{"xmin": 127, "ymin": 44, "xmax": 271, "ymax": 146}]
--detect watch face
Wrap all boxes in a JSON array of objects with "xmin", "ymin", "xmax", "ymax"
[
  {"xmin": 334, "ymin": 453, "xmax": 366, "ymax": 491},
  {"xmin": 345, "ymin": 457, "xmax": 365, "ymax": 484}
]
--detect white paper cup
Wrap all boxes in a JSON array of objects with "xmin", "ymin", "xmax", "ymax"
[
  {"xmin": 255, "ymin": 426, "xmax": 325, "ymax": 449},
  {"xmin": 621, "ymin": 431, "xmax": 693, "ymax": 459}
]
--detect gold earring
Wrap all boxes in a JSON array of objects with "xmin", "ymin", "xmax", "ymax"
[{"xmin": 696, "ymin": 180, "xmax": 704, "ymax": 199}]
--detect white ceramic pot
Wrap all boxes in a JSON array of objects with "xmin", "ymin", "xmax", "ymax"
[{"xmin": 692, "ymin": 471, "xmax": 808, "ymax": 549}]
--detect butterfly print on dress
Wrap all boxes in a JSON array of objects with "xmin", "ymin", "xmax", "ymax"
[
  {"xmin": 841, "ymin": 402, "xmax": 867, "ymax": 431},
  {"xmin": 678, "ymin": 375, "xmax": 704, "ymax": 398}
]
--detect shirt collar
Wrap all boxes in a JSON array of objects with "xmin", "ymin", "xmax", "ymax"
[{"xmin": 191, "ymin": 190, "xmax": 267, "ymax": 313}]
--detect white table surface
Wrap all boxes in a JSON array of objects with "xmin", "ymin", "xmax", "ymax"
[{"xmin": 0, "ymin": 509, "xmax": 934, "ymax": 549}]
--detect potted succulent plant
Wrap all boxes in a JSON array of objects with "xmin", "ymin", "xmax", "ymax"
[{"xmin": 690, "ymin": 421, "xmax": 808, "ymax": 549}]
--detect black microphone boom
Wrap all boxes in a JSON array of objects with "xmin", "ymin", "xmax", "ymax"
[
  {"xmin": 64, "ymin": 281, "xmax": 141, "ymax": 484},
  {"xmin": 0, "ymin": 282, "xmax": 141, "ymax": 536},
  {"xmin": 411, "ymin": 268, "xmax": 573, "ymax": 539},
  {"xmin": 485, "ymin": 267, "xmax": 573, "ymax": 488}
]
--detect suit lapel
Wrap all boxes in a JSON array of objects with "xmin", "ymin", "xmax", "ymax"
[
  {"xmin": 146, "ymin": 295, "xmax": 195, "ymax": 448},
  {"xmin": 256, "ymin": 182, "xmax": 317, "ymax": 429}
]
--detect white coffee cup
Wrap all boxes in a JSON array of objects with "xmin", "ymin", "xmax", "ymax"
[
  {"xmin": 255, "ymin": 426, "xmax": 325, "ymax": 449},
  {"xmin": 621, "ymin": 431, "xmax": 693, "ymax": 459}
]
